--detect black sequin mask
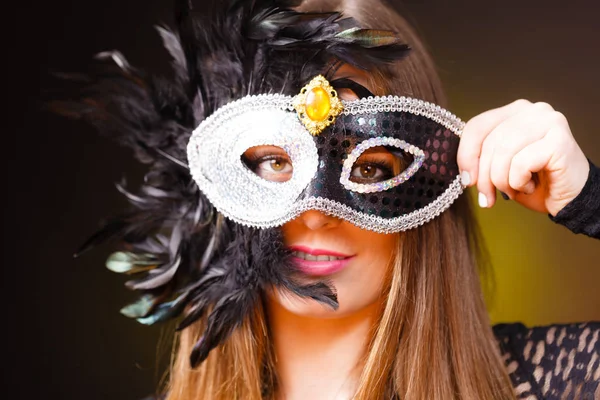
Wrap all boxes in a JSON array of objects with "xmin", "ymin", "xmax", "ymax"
[{"xmin": 187, "ymin": 76, "xmax": 465, "ymax": 233}]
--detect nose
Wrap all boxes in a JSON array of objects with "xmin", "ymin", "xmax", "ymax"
[{"xmin": 298, "ymin": 210, "xmax": 341, "ymax": 230}]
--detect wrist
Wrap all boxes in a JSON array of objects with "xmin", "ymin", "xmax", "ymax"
[{"xmin": 548, "ymin": 151, "xmax": 590, "ymax": 217}]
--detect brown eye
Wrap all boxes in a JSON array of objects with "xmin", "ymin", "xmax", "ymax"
[
  {"xmin": 269, "ymin": 159, "xmax": 287, "ymax": 172},
  {"xmin": 348, "ymin": 146, "xmax": 412, "ymax": 184},
  {"xmin": 351, "ymin": 162, "xmax": 389, "ymax": 182},
  {"xmin": 242, "ymin": 145, "xmax": 293, "ymax": 183},
  {"xmin": 358, "ymin": 165, "xmax": 378, "ymax": 179}
]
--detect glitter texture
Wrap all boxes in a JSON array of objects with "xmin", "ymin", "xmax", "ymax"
[
  {"xmin": 339, "ymin": 137, "xmax": 426, "ymax": 193},
  {"xmin": 187, "ymin": 92, "xmax": 465, "ymax": 233},
  {"xmin": 187, "ymin": 99, "xmax": 318, "ymax": 226}
]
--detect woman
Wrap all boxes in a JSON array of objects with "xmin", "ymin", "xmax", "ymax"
[{"xmin": 53, "ymin": 0, "xmax": 599, "ymax": 399}]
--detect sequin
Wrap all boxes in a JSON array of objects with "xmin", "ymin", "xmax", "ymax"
[
  {"xmin": 339, "ymin": 137, "xmax": 426, "ymax": 194},
  {"xmin": 187, "ymin": 92, "xmax": 465, "ymax": 233}
]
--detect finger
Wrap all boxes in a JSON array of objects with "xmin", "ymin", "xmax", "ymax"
[
  {"xmin": 458, "ymin": 99, "xmax": 531, "ymax": 187},
  {"xmin": 475, "ymin": 128, "xmax": 498, "ymax": 208},
  {"xmin": 508, "ymin": 136, "xmax": 553, "ymax": 194},
  {"xmin": 488, "ymin": 103, "xmax": 554, "ymax": 198}
]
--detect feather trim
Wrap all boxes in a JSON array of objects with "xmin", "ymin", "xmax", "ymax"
[{"xmin": 51, "ymin": 0, "xmax": 411, "ymax": 367}]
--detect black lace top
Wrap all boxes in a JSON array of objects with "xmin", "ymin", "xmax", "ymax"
[{"xmin": 494, "ymin": 322, "xmax": 600, "ymax": 399}]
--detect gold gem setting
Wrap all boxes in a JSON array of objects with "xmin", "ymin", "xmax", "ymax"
[{"xmin": 293, "ymin": 75, "xmax": 344, "ymax": 136}]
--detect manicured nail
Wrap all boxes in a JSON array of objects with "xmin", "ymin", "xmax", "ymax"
[
  {"xmin": 460, "ymin": 170, "xmax": 471, "ymax": 186},
  {"xmin": 500, "ymin": 191, "xmax": 510, "ymax": 201},
  {"xmin": 478, "ymin": 192, "xmax": 488, "ymax": 208}
]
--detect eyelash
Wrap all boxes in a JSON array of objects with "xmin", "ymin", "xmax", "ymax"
[
  {"xmin": 243, "ymin": 153, "xmax": 293, "ymax": 182},
  {"xmin": 355, "ymin": 157, "xmax": 394, "ymax": 171},
  {"xmin": 244, "ymin": 154, "xmax": 287, "ymax": 169},
  {"xmin": 351, "ymin": 160, "xmax": 395, "ymax": 181},
  {"xmin": 242, "ymin": 147, "xmax": 407, "ymax": 184}
]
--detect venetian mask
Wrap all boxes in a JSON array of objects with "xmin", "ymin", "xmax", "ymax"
[{"xmin": 187, "ymin": 75, "xmax": 465, "ymax": 233}]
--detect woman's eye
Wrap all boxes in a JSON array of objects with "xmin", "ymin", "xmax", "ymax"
[
  {"xmin": 257, "ymin": 157, "xmax": 292, "ymax": 175},
  {"xmin": 350, "ymin": 162, "xmax": 392, "ymax": 182},
  {"xmin": 348, "ymin": 146, "xmax": 412, "ymax": 184},
  {"xmin": 242, "ymin": 146, "xmax": 293, "ymax": 182}
]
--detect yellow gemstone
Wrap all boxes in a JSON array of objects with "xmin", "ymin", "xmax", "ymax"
[{"xmin": 305, "ymin": 87, "xmax": 331, "ymax": 121}]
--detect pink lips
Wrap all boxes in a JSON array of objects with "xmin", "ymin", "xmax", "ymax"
[{"xmin": 288, "ymin": 245, "xmax": 354, "ymax": 276}]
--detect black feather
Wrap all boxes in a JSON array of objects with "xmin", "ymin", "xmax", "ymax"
[
  {"xmin": 51, "ymin": 0, "xmax": 410, "ymax": 367},
  {"xmin": 184, "ymin": 226, "xmax": 337, "ymax": 367}
]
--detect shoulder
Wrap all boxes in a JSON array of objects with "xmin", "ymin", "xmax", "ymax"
[{"xmin": 493, "ymin": 322, "xmax": 600, "ymax": 399}]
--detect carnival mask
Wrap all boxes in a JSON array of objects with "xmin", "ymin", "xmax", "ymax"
[{"xmin": 188, "ymin": 75, "xmax": 465, "ymax": 233}]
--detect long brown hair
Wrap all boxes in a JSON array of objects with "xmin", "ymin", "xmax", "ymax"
[{"xmin": 165, "ymin": 1, "xmax": 515, "ymax": 398}]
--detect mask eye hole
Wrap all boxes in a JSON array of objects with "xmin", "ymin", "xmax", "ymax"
[
  {"xmin": 340, "ymin": 137, "xmax": 425, "ymax": 193},
  {"xmin": 242, "ymin": 145, "xmax": 293, "ymax": 183},
  {"xmin": 349, "ymin": 146, "xmax": 413, "ymax": 184}
]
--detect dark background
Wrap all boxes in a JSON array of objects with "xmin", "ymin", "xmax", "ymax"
[{"xmin": 6, "ymin": 0, "xmax": 600, "ymax": 399}]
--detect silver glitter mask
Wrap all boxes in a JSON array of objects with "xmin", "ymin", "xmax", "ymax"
[{"xmin": 187, "ymin": 79, "xmax": 465, "ymax": 234}]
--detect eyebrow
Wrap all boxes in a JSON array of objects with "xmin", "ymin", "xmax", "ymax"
[{"xmin": 330, "ymin": 78, "xmax": 375, "ymax": 99}]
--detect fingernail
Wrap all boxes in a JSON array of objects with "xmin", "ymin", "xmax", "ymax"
[
  {"xmin": 460, "ymin": 170, "xmax": 471, "ymax": 186},
  {"xmin": 478, "ymin": 192, "xmax": 488, "ymax": 208},
  {"xmin": 500, "ymin": 191, "xmax": 510, "ymax": 201}
]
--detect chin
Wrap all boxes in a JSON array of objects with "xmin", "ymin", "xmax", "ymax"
[{"xmin": 267, "ymin": 283, "xmax": 384, "ymax": 320}]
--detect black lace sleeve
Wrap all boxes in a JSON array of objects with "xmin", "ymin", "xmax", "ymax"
[
  {"xmin": 494, "ymin": 322, "xmax": 600, "ymax": 399},
  {"xmin": 550, "ymin": 159, "xmax": 600, "ymax": 239}
]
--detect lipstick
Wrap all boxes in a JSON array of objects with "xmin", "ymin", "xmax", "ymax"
[{"xmin": 288, "ymin": 246, "xmax": 354, "ymax": 276}]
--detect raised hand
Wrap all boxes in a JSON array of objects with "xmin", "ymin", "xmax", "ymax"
[{"xmin": 457, "ymin": 99, "xmax": 590, "ymax": 216}]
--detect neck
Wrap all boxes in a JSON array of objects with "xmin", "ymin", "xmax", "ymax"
[{"xmin": 266, "ymin": 298, "xmax": 381, "ymax": 400}]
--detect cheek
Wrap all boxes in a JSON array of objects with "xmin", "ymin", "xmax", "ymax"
[{"xmin": 335, "ymin": 233, "xmax": 396, "ymax": 312}]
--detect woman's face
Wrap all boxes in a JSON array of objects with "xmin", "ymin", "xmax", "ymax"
[{"xmin": 264, "ymin": 65, "xmax": 400, "ymax": 318}]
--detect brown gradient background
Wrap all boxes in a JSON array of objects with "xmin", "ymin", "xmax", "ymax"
[{"xmin": 7, "ymin": 0, "xmax": 599, "ymax": 399}]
